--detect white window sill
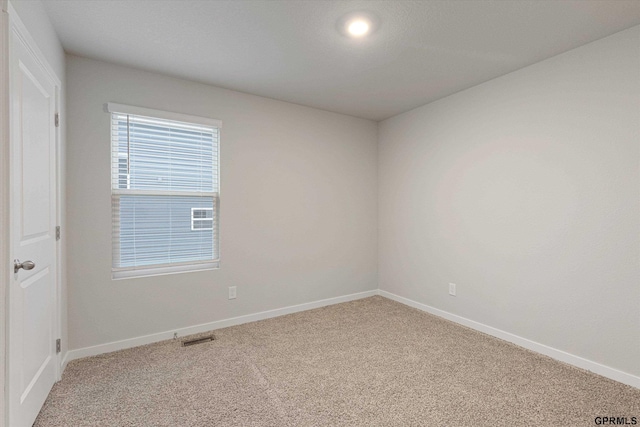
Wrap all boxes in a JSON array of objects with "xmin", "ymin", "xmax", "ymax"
[{"xmin": 112, "ymin": 261, "xmax": 220, "ymax": 280}]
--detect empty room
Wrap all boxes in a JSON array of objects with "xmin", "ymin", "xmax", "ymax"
[{"xmin": 1, "ymin": 0, "xmax": 639, "ymax": 426}]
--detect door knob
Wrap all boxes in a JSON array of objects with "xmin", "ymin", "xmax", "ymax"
[{"xmin": 14, "ymin": 259, "xmax": 35, "ymax": 273}]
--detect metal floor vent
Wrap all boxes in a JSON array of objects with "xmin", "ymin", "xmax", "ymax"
[{"xmin": 182, "ymin": 335, "xmax": 215, "ymax": 347}]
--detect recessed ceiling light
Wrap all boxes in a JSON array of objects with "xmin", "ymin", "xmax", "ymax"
[
  {"xmin": 338, "ymin": 11, "xmax": 379, "ymax": 39},
  {"xmin": 347, "ymin": 19, "xmax": 370, "ymax": 37}
]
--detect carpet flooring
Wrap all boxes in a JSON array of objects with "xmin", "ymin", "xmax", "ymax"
[{"xmin": 35, "ymin": 296, "xmax": 640, "ymax": 426}]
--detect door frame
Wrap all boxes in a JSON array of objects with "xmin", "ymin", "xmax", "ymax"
[
  {"xmin": 2, "ymin": 3, "xmax": 63, "ymax": 426},
  {"xmin": 1, "ymin": 2, "xmax": 10, "ymax": 427}
]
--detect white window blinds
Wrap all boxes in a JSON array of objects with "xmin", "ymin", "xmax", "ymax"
[{"xmin": 109, "ymin": 103, "xmax": 221, "ymax": 278}]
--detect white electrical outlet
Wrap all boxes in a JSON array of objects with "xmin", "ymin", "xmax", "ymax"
[
  {"xmin": 228, "ymin": 286, "xmax": 237, "ymax": 300},
  {"xmin": 449, "ymin": 283, "xmax": 456, "ymax": 296}
]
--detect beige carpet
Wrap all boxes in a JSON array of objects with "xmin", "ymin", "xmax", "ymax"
[{"xmin": 35, "ymin": 296, "xmax": 639, "ymax": 426}]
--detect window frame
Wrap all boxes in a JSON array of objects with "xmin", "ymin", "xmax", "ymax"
[
  {"xmin": 107, "ymin": 103, "xmax": 222, "ymax": 280},
  {"xmin": 191, "ymin": 207, "xmax": 214, "ymax": 231}
]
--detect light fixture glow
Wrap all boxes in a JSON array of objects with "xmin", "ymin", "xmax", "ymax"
[
  {"xmin": 337, "ymin": 12, "xmax": 379, "ymax": 39},
  {"xmin": 347, "ymin": 19, "xmax": 370, "ymax": 37}
]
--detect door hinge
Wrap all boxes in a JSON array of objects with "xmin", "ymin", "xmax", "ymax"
[
  {"xmin": 56, "ymin": 339, "xmax": 61, "ymax": 354},
  {"xmin": 56, "ymin": 226, "xmax": 61, "ymax": 241},
  {"xmin": 55, "ymin": 112, "xmax": 59, "ymax": 127}
]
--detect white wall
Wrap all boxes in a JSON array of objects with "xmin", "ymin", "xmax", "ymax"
[
  {"xmin": 66, "ymin": 55, "xmax": 378, "ymax": 350},
  {"xmin": 378, "ymin": 26, "xmax": 640, "ymax": 377}
]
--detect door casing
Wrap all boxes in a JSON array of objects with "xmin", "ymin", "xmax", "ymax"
[{"xmin": 1, "ymin": 1, "xmax": 11, "ymax": 426}]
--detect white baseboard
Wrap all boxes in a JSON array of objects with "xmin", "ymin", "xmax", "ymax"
[
  {"xmin": 60, "ymin": 351, "xmax": 70, "ymax": 373},
  {"xmin": 378, "ymin": 289, "xmax": 640, "ymax": 389},
  {"xmin": 62, "ymin": 288, "xmax": 639, "ymax": 390},
  {"xmin": 64, "ymin": 289, "xmax": 378, "ymax": 365}
]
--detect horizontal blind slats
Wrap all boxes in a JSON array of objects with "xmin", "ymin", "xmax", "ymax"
[{"xmin": 111, "ymin": 110, "xmax": 220, "ymax": 272}]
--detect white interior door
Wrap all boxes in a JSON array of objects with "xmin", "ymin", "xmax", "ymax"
[{"xmin": 8, "ymin": 19, "xmax": 59, "ymax": 427}]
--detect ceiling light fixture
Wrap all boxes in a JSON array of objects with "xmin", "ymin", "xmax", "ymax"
[
  {"xmin": 338, "ymin": 11, "xmax": 379, "ymax": 39},
  {"xmin": 347, "ymin": 19, "xmax": 370, "ymax": 37}
]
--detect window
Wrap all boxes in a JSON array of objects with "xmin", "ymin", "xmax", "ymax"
[
  {"xmin": 191, "ymin": 208, "xmax": 213, "ymax": 230},
  {"xmin": 108, "ymin": 103, "xmax": 221, "ymax": 279}
]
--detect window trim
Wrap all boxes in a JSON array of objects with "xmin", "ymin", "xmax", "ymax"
[
  {"xmin": 112, "ymin": 260, "xmax": 220, "ymax": 280},
  {"xmin": 108, "ymin": 103, "xmax": 221, "ymax": 280},
  {"xmin": 106, "ymin": 102, "xmax": 223, "ymax": 129}
]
